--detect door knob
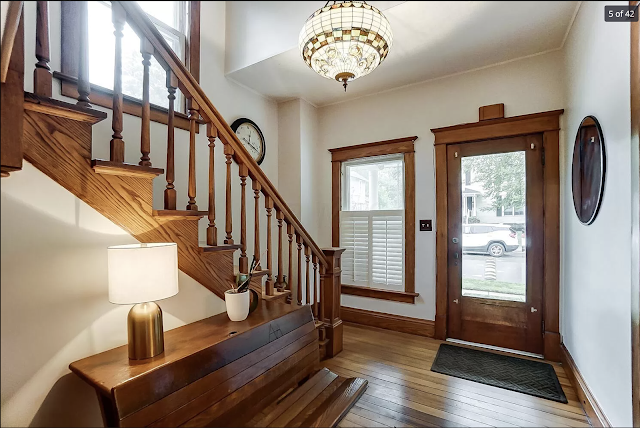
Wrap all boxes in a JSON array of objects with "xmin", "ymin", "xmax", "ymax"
[
  {"xmin": 453, "ymin": 299, "xmax": 459, "ymax": 304},
  {"xmin": 531, "ymin": 307, "xmax": 538, "ymax": 313},
  {"xmin": 452, "ymin": 237, "xmax": 459, "ymax": 244}
]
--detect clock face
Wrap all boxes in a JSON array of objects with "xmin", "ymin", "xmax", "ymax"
[{"xmin": 232, "ymin": 119, "xmax": 265, "ymax": 165}]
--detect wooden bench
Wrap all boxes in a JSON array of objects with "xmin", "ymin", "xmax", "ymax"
[{"xmin": 69, "ymin": 302, "xmax": 366, "ymax": 427}]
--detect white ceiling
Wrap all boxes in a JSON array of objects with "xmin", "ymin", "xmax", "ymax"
[{"xmin": 225, "ymin": 1, "xmax": 580, "ymax": 107}]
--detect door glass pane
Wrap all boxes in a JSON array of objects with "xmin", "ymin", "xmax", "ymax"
[{"xmin": 461, "ymin": 152, "xmax": 526, "ymax": 302}]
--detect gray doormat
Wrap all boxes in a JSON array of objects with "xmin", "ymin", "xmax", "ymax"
[{"xmin": 431, "ymin": 344, "xmax": 568, "ymax": 403}]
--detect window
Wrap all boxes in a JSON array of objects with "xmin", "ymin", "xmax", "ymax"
[
  {"xmin": 330, "ymin": 137, "xmax": 417, "ymax": 304},
  {"xmin": 87, "ymin": 1, "xmax": 187, "ymax": 109},
  {"xmin": 341, "ymin": 155, "xmax": 405, "ymax": 290},
  {"xmin": 58, "ymin": 1, "xmax": 201, "ymax": 130}
]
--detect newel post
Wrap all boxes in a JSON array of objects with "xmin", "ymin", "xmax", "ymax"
[{"xmin": 321, "ymin": 247, "xmax": 345, "ymax": 358}]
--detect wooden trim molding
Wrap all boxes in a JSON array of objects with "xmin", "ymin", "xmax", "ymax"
[
  {"xmin": 341, "ymin": 284, "xmax": 419, "ymax": 304},
  {"xmin": 560, "ymin": 344, "xmax": 611, "ymax": 427},
  {"xmin": 434, "ymin": 144, "xmax": 448, "ymax": 340},
  {"xmin": 431, "ymin": 110, "xmax": 563, "ymax": 145},
  {"xmin": 329, "ymin": 136, "xmax": 417, "ymax": 163},
  {"xmin": 342, "ymin": 307, "xmax": 434, "ymax": 338},
  {"xmin": 432, "ymin": 107, "xmax": 563, "ymax": 359},
  {"xmin": 57, "ymin": 1, "xmax": 201, "ymax": 131},
  {"xmin": 330, "ymin": 137, "xmax": 417, "ymax": 303}
]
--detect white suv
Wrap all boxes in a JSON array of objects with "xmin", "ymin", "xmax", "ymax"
[{"xmin": 462, "ymin": 224, "xmax": 520, "ymax": 257}]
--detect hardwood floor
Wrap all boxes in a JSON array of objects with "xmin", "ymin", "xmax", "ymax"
[{"xmin": 326, "ymin": 323, "xmax": 591, "ymax": 428}]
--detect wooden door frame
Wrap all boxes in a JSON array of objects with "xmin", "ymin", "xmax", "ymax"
[{"xmin": 431, "ymin": 108, "xmax": 563, "ymax": 361}]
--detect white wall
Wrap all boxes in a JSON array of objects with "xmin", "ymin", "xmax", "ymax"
[
  {"xmin": 315, "ymin": 50, "xmax": 565, "ymax": 320},
  {"xmin": 1, "ymin": 163, "xmax": 227, "ymax": 427},
  {"xmin": 1, "ymin": 2, "xmax": 279, "ymax": 426},
  {"xmin": 278, "ymin": 99, "xmax": 302, "ymax": 218},
  {"xmin": 560, "ymin": 2, "xmax": 633, "ymax": 426}
]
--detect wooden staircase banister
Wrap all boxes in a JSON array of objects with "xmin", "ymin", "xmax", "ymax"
[
  {"xmin": 115, "ymin": 1, "xmax": 328, "ymax": 270},
  {"xmin": 1, "ymin": 1, "xmax": 24, "ymax": 83}
]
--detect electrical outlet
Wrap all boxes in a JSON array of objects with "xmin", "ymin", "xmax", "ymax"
[{"xmin": 420, "ymin": 220, "xmax": 432, "ymax": 231}]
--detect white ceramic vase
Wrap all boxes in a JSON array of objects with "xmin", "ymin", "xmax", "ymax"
[{"xmin": 225, "ymin": 289, "xmax": 250, "ymax": 321}]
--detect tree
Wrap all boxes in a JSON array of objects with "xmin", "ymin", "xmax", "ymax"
[{"xmin": 463, "ymin": 152, "xmax": 525, "ymax": 212}]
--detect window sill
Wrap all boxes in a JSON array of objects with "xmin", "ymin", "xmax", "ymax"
[
  {"xmin": 341, "ymin": 284, "xmax": 419, "ymax": 304},
  {"xmin": 53, "ymin": 71, "xmax": 201, "ymax": 133}
]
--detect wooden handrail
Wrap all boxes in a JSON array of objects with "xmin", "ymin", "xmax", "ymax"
[
  {"xmin": 116, "ymin": 1, "xmax": 328, "ymax": 269},
  {"xmin": 1, "ymin": 1, "xmax": 24, "ymax": 83}
]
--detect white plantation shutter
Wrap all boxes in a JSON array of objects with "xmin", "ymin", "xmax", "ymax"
[
  {"xmin": 371, "ymin": 212, "xmax": 404, "ymax": 290},
  {"xmin": 340, "ymin": 210, "xmax": 404, "ymax": 290},
  {"xmin": 340, "ymin": 213, "xmax": 370, "ymax": 285}
]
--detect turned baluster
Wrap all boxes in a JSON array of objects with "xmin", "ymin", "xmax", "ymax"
[
  {"xmin": 265, "ymin": 196, "xmax": 274, "ymax": 296},
  {"xmin": 109, "ymin": 2, "xmax": 126, "ymax": 161},
  {"xmin": 320, "ymin": 264, "xmax": 326, "ymax": 323},
  {"xmin": 207, "ymin": 123, "xmax": 218, "ymax": 246},
  {"xmin": 186, "ymin": 99, "xmax": 199, "ymax": 210},
  {"xmin": 305, "ymin": 246, "xmax": 311, "ymax": 305},
  {"xmin": 287, "ymin": 223, "xmax": 294, "ymax": 295},
  {"xmin": 239, "ymin": 164, "xmax": 248, "ymax": 273},
  {"xmin": 139, "ymin": 39, "xmax": 153, "ymax": 167},
  {"xmin": 34, "ymin": 1, "xmax": 52, "ymax": 97},
  {"xmin": 276, "ymin": 210, "xmax": 285, "ymax": 290},
  {"xmin": 312, "ymin": 255, "xmax": 318, "ymax": 318},
  {"xmin": 224, "ymin": 144, "xmax": 234, "ymax": 244},
  {"xmin": 252, "ymin": 180, "xmax": 261, "ymax": 270},
  {"xmin": 164, "ymin": 71, "xmax": 178, "ymax": 209},
  {"xmin": 296, "ymin": 234, "xmax": 303, "ymax": 305},
  {"xmin": 77, "ymin": 0, "xmax": 91, "ymax": 108}
]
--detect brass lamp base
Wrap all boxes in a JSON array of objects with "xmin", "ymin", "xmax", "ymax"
[{"xmin": 127, "ymin": 302, "xmax": 164, "ymax": 360}]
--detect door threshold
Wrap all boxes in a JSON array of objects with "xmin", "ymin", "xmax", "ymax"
[{"xmin": 446, "ymin": 338, "xmax": 543, "ymax": 359}]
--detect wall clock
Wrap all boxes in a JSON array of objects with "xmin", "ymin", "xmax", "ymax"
[
  {"xmin": 230, "ymin": 118, "xmax": 266, "ymax": 165},
  {"xmin": 572, "ymin": 115, "xmax": 606, "ymax": 225}
]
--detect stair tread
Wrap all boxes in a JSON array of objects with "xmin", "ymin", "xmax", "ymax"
[
  {"xmin": 263, "ymin": 289, "xmax": 292, "ymax": 301},
  {"xmin": 298, "ymin": 377, "xmax": 368, "ymax": 428},
  {"xmin": 248, "ymin": 369, "xmax": 367, "ymax": 428},
  {"xmin": 247, "ymin": 368, "xmax": 334, "ymax": 427},
  {"xmin": 153, "ymin": 210, "xmax": 208, "ymax": 221},
  {"xmin": 92, "ymin": 159, "xmax": 164, "ymax": 178},
  {"xmin": 286, "ymin": 377, "xmax": 347, "ymax": 428},
  {"xmin": 199, "ymin": 243, "xmax": 242, "ymax": 252},
  {"xmin": 24, "ymin": 92, "xmax": 107, "ymax": 124},
  {"xmin": 267, "ymin": 369, "xmax": 340, "ymax": 427}
]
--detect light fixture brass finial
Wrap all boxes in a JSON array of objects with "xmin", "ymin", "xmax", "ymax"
[{"xmin": 335, "ymin": 72, "xmax": 355, "ymax": 92}]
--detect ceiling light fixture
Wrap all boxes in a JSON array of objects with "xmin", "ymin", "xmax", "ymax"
[{"xmin": 299, "ymin": 1, "xmax": 393, "ymax": 92}]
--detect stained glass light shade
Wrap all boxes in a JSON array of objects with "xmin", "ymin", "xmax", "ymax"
[{"xmin": 299, "ymin": 1, "xmax": 392, "ymax": 91}]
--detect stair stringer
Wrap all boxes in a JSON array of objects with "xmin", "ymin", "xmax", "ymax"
[{"xmin": 22, "ymin": 106, "xmax": 235, "ymax": 299}]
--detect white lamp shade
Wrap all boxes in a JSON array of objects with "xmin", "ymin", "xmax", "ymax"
[{"xmin": 108, "ymin": 243, "xmax": 179, "ymax": 304}]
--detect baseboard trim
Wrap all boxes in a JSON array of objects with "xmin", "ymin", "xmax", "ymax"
[
  {"xmin": 560, "ymin": 343, "xmax": 611, "ymax": 427},
  {"xmin": 341, "ymin": 307, "xmax": 435, "ymax": 338}
]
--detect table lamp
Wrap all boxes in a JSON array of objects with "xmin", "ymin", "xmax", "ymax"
[{"xmin": 108, "ymin": 243, "xmax": 179, "ymax": 360}]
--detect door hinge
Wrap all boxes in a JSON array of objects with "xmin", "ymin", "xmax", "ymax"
[
  {"xmin": 541, "ymin": 147, "xmax": 546, "ymax": 166},
  {"xmin": 542, "ymin": 320, "xmax": 545, "ymax": 333}
]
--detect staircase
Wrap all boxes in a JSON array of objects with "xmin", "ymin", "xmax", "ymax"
[{"xmin": 1, "ymin": 1, "xmax": 346, "ymax": 362}]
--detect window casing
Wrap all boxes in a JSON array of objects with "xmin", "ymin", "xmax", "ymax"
[{"xmin": 330, "ymin": 136, "xmax": 417, "ymax": 304}]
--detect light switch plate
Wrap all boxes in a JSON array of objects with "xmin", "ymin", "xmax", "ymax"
[{"xmin": 420, "ymin": 219, "xmax": 432, "ymax": 231}]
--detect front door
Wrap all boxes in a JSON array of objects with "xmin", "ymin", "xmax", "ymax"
[{"xmin": 447, "ymin": 135, "xmax": 544, "ymax": 354}]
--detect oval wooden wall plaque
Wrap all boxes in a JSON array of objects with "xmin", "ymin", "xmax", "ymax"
[{"xmin": 571, "ymin": 116, "xmax": 606, "ymax": 225}]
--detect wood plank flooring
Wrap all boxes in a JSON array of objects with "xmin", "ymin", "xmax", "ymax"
[{"xmin": 326, "ymin": 323, "xmax": 591, "ymax": 428}]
